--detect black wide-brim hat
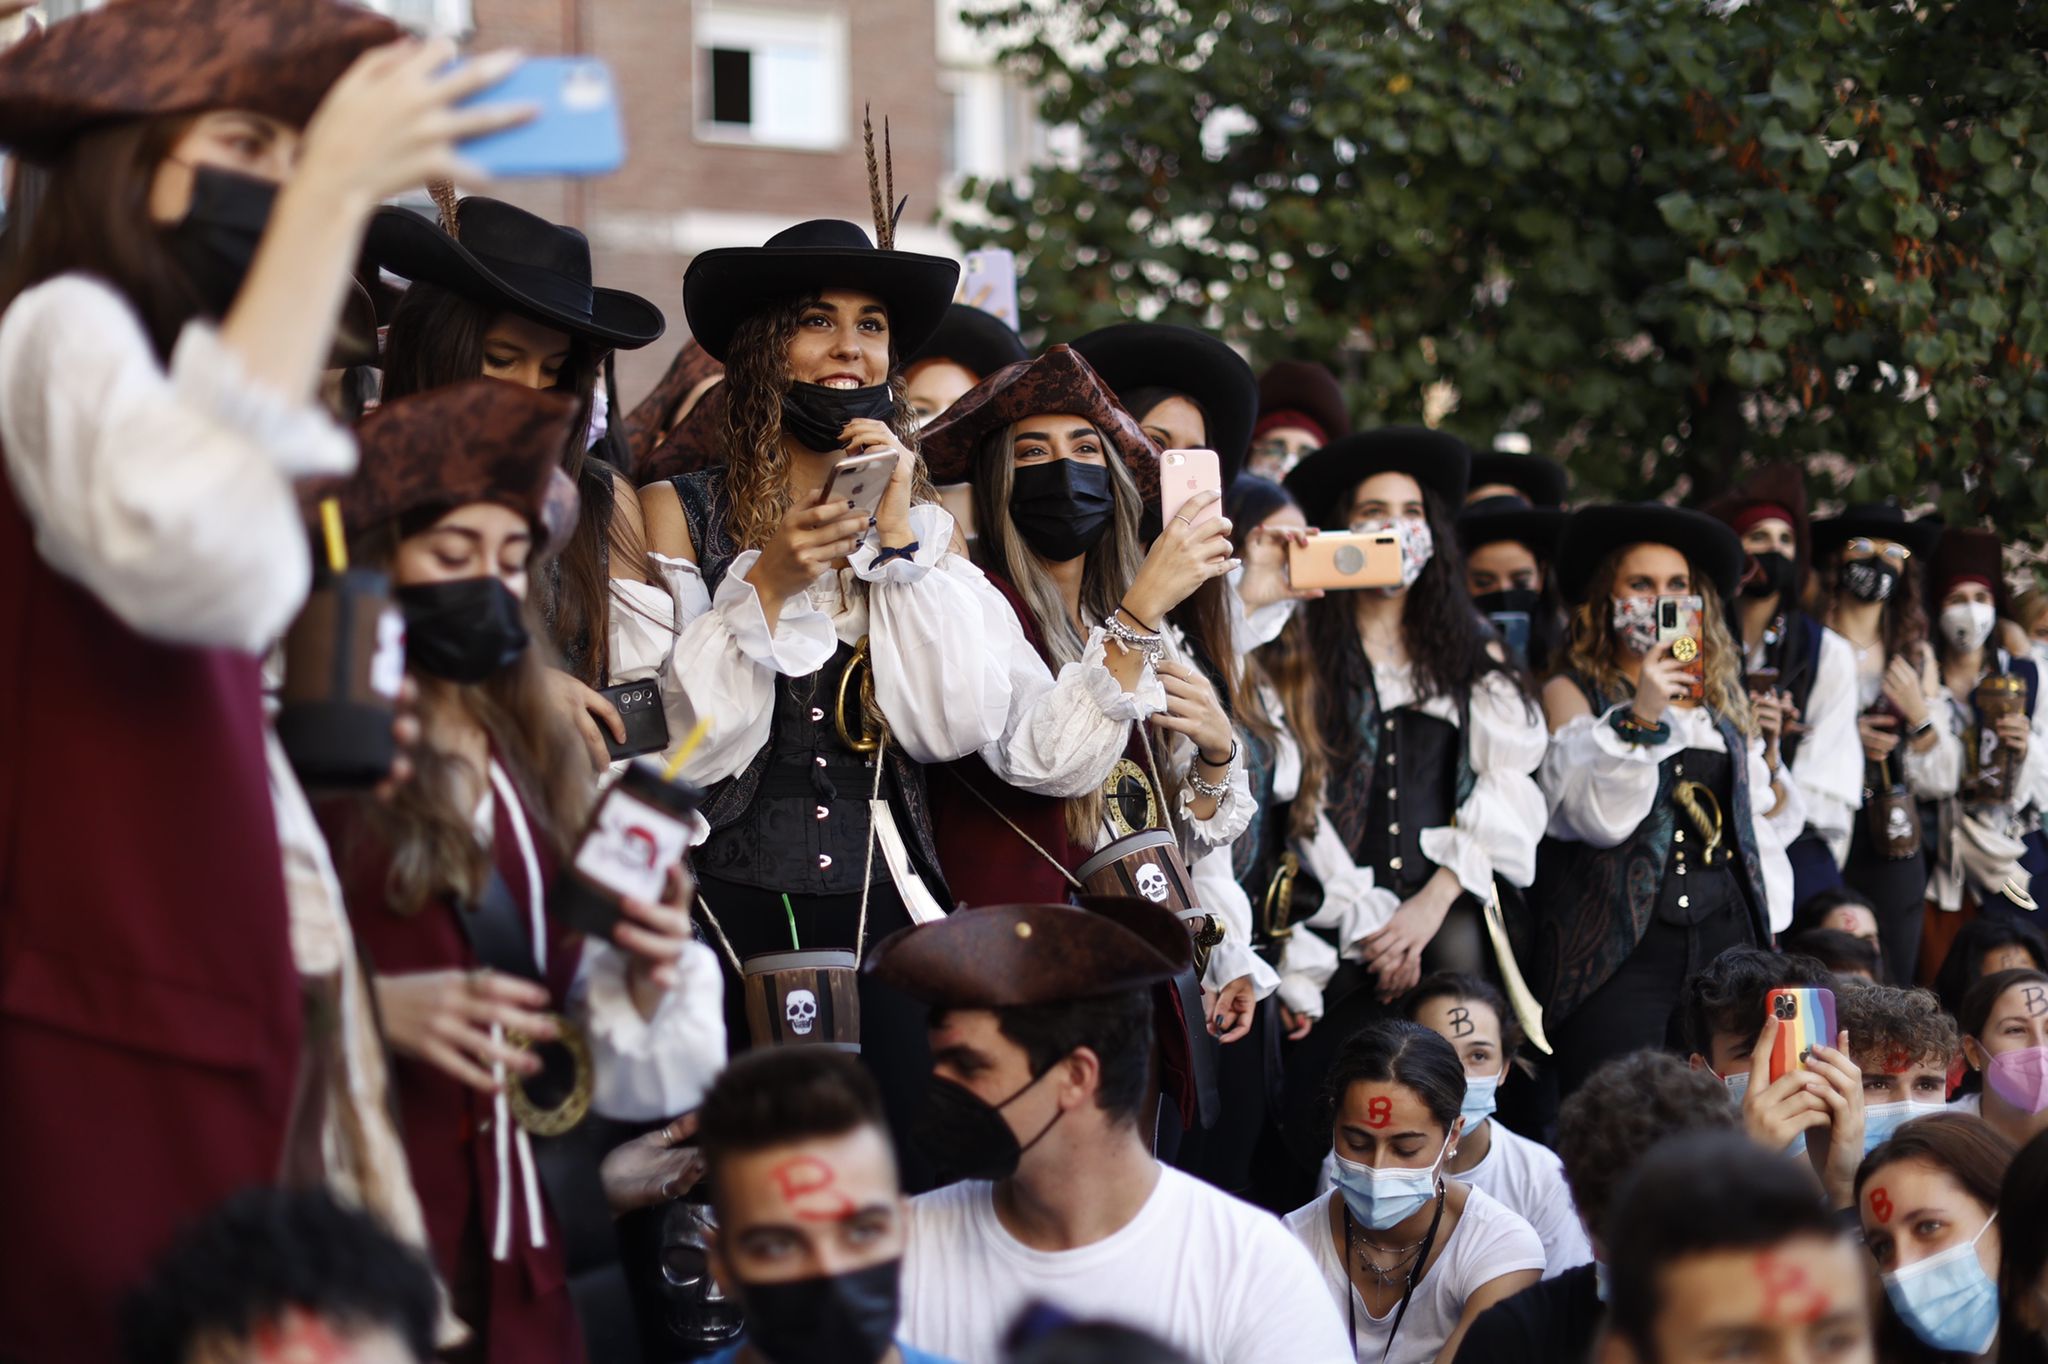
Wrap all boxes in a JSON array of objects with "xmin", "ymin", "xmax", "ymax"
[
  {"xmin": 1069, "ymin": 323, "xmax": 1257, "ymax": 482},
  {"xmin": 907, "ymin": 303, "xmax": 1030, "ymax": 382},
  {"xmin": 1457, "ymin": 495, "xmax": 1567, "ymax": 562},
  {"xmin": 1468, "ymin": 452, "xmax": 1568, "ymax": 508},
  {"xmin": 1556, "ymin": 503, "xmax": 1745, "ymax": 602},
  {"xmin": 1811, "ymin": 500, "xmax": 1943, "ymax": 560},
  {"xmin": 1283, "ymin": 426, "xmax": 1474, "ymax": 531},
  {"xmin": 367, "ymin": 197, "xmax": 665, "ymax": 351},
  {"xmin": 683, "ymin": 218, "xmax": 960, "ymax": 363}
]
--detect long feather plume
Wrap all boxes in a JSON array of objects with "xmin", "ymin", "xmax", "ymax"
[
  {"xmin": 427, "ymin": 178, "xmax": 460, "ymax": 237},
  {"xmin": 862, "ymin": 104, "xmax": 889, "ymax": 250},
  {"xmin": 884, "ymin": 116, "xmax": 897, "ymax": 247}
]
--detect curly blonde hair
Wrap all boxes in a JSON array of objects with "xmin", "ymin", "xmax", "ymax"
[
  {"xmin": 1563, "ymin": 547, "xmax": 1756, "ymax": 736},
  {"xmin": 717, "ymin": 291, "xmax": 936, "ymax": 554}
]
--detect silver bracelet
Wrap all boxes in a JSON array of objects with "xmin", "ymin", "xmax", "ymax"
[
  {"xmin": 1104, "ymin": 613, "xmax": 1165, "ymax": 669},
  {"xmin": 1185, "ymin": 765, "xmax": 1233, "ymax": 802}
]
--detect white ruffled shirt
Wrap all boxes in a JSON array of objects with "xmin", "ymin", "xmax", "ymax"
[{"xmin": 1542, "ymin": 704, "xmax": 1802, "ymax": 933}]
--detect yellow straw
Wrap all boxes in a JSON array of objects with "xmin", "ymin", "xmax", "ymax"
[
  {"xmin": 663, "ymin": 716, "xmax": 711, "ymax": 781},
  {"xmin": 318, "ymin": 498, "xmax": 348, "ymax": 575}
]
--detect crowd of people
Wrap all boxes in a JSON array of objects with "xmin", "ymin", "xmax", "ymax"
[{"xmin": 3, "ymin": 2, "xmax": 2048, "ymax": 1363}]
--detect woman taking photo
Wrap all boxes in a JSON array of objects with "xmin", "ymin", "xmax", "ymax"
[
  {"xmin": 1858, "ymin": 1113, "xmax": 2015, "ymax": 1362},
  {"xmin": 1815, "ymin": 500, "xmax": 1951, "ymax": 985},
  {"xmin": 1922, "ymin": 529, "xmax": 2047, "ymax": 969},
  {"xmin": 1955, "ymin": 969, "xmax": 2048, "ymax": 1152},
  {"xmin": 325, "ymin": 381, "xmax": 718, "ymax": 1362},
  {"xmin": 0, "ymin": 4, "xmax": 523, "ymax": 1349},
  {"xmin": 1536, "ymin": 505, "xmax": 1801, "ymax": 1095},
  {"xmin": 1279, "ymin": 429, "xmax": 1548, "ymax": 1008},
  {"xmin": 1285, "ymin": 1020, "xmax": 1545, "ymax": 1363},
  {"xmin": 623, "ymin": 208, "xmax": 1029, "ymax": 1172},
  {"xmin": 367, "ymin": 193, "xmax": 668, "ymax": 769}
]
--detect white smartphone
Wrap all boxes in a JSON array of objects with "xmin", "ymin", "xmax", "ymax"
[{"xmin": 822, "ymin": 449, "xmax": 899, "ymax": 521}]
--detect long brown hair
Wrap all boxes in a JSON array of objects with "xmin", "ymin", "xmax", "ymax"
[
  {"xmin": 1814, "ymin": 550, "xmax": 1931, "ymax": 668},
  {"xmin": 0, "ymin": 115, "xmax": 207, "ymax": 360},
  {"xmin": 716, "ymin": 290, "xmax": 934, "ymax": 555},
  {"xmin": 1564, "ymin": 547, "xmax": 1756, "ymax": 735},
  {"xmin": 346, "ymin": 519, "xmax": 593, "ymax": 915},
  {"xmin": 1226, "ymin": 475, "xmax": 1327, "ymax": 840},
  {"xmin": 379, "ymin": 281, "xmax": 626, "ymax": 686}
]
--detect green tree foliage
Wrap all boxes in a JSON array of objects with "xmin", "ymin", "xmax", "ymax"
[{"xmin": 954, "ymin": 0, "xmax": 2048, "ymax": 538}]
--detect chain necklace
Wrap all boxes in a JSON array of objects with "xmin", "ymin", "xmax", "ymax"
[{"xmin": 1344, "ymin": 1186, "xmax": 1443, "ymax": 1288}]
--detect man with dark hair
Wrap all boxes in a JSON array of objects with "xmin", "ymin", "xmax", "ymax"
[
  {"xmin": 1452, "ymin": 1051, "xmax": 1738, "ymax": 1364},
  {"xmin": 1784, "ymin": 927, "xmax": 1882, "ymax": 982},
  {"xmin": 121, "ymin": 1187, "xmax": 438, "ymax": 1364},
  {"xmin": 1679, "ymin": 946, "xmax": 1863, "ymax": 1195},
  {"xmin": 1595, "ymin": 1131, "xmax": 1873, "ymax": 1364},
  {"xmin": 693, "ymin": 1047, "xmax": 958, "ymax": 1364},
  {"xmin": 869, "ymin": 902, "xmax": 1349, "ymax": 1364}
]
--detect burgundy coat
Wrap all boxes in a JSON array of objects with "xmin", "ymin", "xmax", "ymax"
[
  {"xmin": 0, "ymin": 473, "xmax": 304, "ymax": 1360},
  {"xmin": 323, "ymin": 775, "xmax": 588, "ymax": 1364}
]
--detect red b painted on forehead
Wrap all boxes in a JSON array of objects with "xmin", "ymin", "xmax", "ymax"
[
  {"xmin": 1869, "ymin": 1187, "xmax": 1893, "ymax": 1224},
  {"xmin": 1755, "ymin": 1251, "xmax": 1830, "ymax": 1326},
  {"xmin": 769, "ymin": 1155, "xmax": 857, "ymax": 1223},
  {"xmin": 1366, "ymin": 1096, "xmax": 1393, "ymax": 1127}
]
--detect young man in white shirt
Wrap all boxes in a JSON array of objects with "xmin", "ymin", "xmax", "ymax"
[{"xmin": 868, "ymin": 901, "xmax": 1352, "ymax": 1364}]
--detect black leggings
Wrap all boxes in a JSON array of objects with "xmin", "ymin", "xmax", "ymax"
[
  {"xmin": 695, "ymin": 874, "xmax": 937, "ymax": 1191},
  {"xmin": 1842, "ymin": 822, "xmax": 1928, "ymax": 986}
]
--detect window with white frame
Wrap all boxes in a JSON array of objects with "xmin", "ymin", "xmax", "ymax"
[{"xmin": 694, "ymin": 3, "xmax": 848, "ymax": 152}]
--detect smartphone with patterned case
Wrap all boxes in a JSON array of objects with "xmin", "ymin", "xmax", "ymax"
[
  {"xmin": 1657, "ymin": 594, "xmax": 1706, "ymax": 702},
  {"xmin": 1765, "ymin": 986, "xmax": 1838, "ymax": 1086}
]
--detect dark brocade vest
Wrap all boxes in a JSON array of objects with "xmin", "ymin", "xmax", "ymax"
[
  {"xmin": 1531, "ymin": 673, "xmax": 1770, "ymax": 1024},
  {"xmin": 1763, "ymin": 609, "xmax": 1827, "ymax": 770},
  {"xmin": 1233, "ymin": 724, "xmax": 1302, "ymax": 967},
  {"xmin": 670, "ymin": 471, "xmax": 949, "ymax": 903},
  {"xmin": 1321, "ymin": 663, "xmax": 1477, "ymax": 901}
]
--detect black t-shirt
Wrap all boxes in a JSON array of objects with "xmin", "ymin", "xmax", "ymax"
[{"xmin": 1451, "ymin": 1262, "xmax": 1602, "ymax": 1364}]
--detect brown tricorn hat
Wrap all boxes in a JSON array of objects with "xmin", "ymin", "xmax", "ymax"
[
  {"xmin": 0, "ymin": 0, "xmax": 401, "ymax": 163},
  {"xmin": 864, "ymin": 901, "xmax": 1189, "ymax": 1008},
  {"xmin": 916, "ymin": 345, "xmax": 1160, "ymax": 503},
  {"xmin": 340, "ymin": 379, "xmax": 580, "ymax": 556}
]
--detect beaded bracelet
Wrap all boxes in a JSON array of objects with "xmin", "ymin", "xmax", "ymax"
[
  {"xmin": 1104, "ymin": 613, "xmax": 1165, "ymax": 669},
  {"xmin": 1609, "ymin": 709, "xmax": 1672, "ymax": 746},
  {"xmin": 1185, "ymin": 766, "xmax": 1232, "ymax": 802}
]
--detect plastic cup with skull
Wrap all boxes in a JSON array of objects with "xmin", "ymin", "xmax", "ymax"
[{"xmin": 741, "ymin": 948, "xmax": 861, "ymax": 1051}]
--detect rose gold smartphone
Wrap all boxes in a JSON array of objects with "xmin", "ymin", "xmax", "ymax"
[
  {"xmin": 1657, "ymin": 594, "xmax": 1706, "ymax": 702},
  {"xmin": 1159, "ymin": 448, "xmax": 1224, "ymax": 528},
  {"xmin": 821, "ymin": 449, "xmax": 899, "ymax": 521},
  {"xmin": 1286, "ymin": 530, "xmax": 1403, "ymax": 591}
]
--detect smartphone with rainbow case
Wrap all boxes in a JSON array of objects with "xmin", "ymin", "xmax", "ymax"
[{"xmin": 1765, "ymin": 986, "xmax": 1838, "ymax": 1086}]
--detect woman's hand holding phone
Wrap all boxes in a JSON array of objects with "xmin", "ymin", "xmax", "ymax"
[
  {"xmin": 751, "ymin": 490, "xmax": 870, "ymax": 621},
  {"xmin": 1238, "ymin": 524, "xmax": 1323, "ymax": 611},
  {"xmin": 1124, "ymin": 491, "xmax": 1235, "ymax": 626},
  {"xmin": 836, "ymin": 418, "xmax": 916, "ymax": 548},
  {"xmin": 1630, "ymin": 641, "xmax": 1693, "ymax": 727}
]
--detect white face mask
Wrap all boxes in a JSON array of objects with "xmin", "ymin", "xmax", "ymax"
[
  {"xmin": 1940, "ymin": 601, "xmax": 1996, "ymax": 653},
  {"xmin": 1611, "ymin": 595, "xmax": 1659, "ymax": 656}
]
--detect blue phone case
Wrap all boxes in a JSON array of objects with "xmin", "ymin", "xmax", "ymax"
[{"xmin": 457, "ymin": 56, "xmax": 624, "ymax": 179}]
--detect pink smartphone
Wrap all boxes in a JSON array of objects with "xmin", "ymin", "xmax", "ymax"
[
  {"xmin": 821, "ymin": 449, "xmax": 899, "ymax": 521},
  {"xmin": 1159, "ymin": 448, "xmax": 1223, "ymax": 529}
]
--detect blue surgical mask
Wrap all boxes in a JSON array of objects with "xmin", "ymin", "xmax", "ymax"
[
  {"xmin": 1332, "ymin": 1133, "xmax": 1451, "ymax": 1231},
  {"xmin": 1461, "ymin": 1067, "xmax": 1504, "ymax": 1130},
  {"xmin": 1883, "ymin": 1214, "xmax": 2000, "ymax": 1355},
  {"xmin": 1721, "ymin": 1070, "xmax": 1749, "ymax": 1105},
  {"xmin": 1862, "ymin": 1100, "xmax": 1946, "ymax": 1154}
]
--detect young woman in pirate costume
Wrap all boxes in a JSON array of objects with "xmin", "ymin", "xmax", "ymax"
[
  {"xmin": 0, "ymin": 3, "xmax": 524, "ymax": 1350},
  {"xmin": 1812, "ymin": 500, "xmax": 1951, "ymax": 985},
  {"xmin": 365, "ymin": 193, "xmax": 668, "ymax": 771},
  {"xmin": 1536, "ymin": 505, "xmax": 1803, "ymax": 1096},
  {"xmin": 323, "ymin": 381, "xmax": 720, "ymax": 1363},
  {"xmin": 1455, "ymin": 450, "xmax": 1570, "ymax": 679}
]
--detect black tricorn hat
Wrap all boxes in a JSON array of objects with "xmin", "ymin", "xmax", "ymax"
[
  {"xmin": 682, "ymin": 219, "xmax": 960, "ymax": 364},
  {"xmin": 366, "ymin": 196, "xmax": 665, "ymax": 350},
  {"xmin": 1457, "ymin": 495, "xmax": 1567, "ymax": 562},
  {"xmin": 1283, "ymin": 426, "xmax": 1474, "ymax": 531},
  {"xmin": 917, "ymin": 344, "xmax": 1159, "ymax": 500},
  {"xmin": 1556, "ymin": 503, "xmax": 1746, "ymax": 602},
  {"xmin": 1467, "ymin": 451, "xmax": 1568, "ymax": 509},
  {"xmin": 1069, "ymin": 323, "xmax": 1258, "ymax": 483},
  {"xmin": 863, "ymin": 902, "xmax": 1187, "ymax": 1008},
  {"xmin": 906, "ymin": 303, "xmax": 1030, "ymax": 383},
  {"xmin": 1811, "ymin": 500, "xmax": 1943, "ymax": 561}
]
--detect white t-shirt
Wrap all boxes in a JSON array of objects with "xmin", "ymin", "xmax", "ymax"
[
  {"xmin": 1950, "ymin": 1091, "xmax": 1983, "ymax": 1116},
  {"xmin": 1317, "ymin": 1120, "xmax": 1592, "ymax": 1278},
  {"xmin": 1285, "ymin": 1185, "xmax": 1547, "ymax": 1364},
  {"xmin": 901, "ymin": 1165, "xmax": 1352, "ymax": 1364}
]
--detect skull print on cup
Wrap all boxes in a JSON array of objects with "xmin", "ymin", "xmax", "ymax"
[
  {"xmin": 1135, "ymin": 861, "xmax": 1170, "ymax": 903},
  {"xmin": 784, "ymin": 988, "xmax": 819, "ymax": 1036}
]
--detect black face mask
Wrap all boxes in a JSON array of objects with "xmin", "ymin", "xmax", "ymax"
[
  {"xmin": 781, "ymin": 381, "xmax": 897, "ymax": 453},
  {"xmin": 1742, "ymin": 551, "xmax": 1798, "ymax": 600},
  {"xmin": 1008, "ymin": 459, "xmax": 1116, "ymax": 564},
  {"xmin": 1842, "ymin": 558, "xmax": 1900, "ymax": 604},
  {"xmin": 162, "ymin": 164, "xmax": 276, "ymax": 318},
  {"xmin": 396, "ymin": 577, "xmax": 530, "ymax": 683},
  {"xmin": 1474, "ymin": 588, "xmax": 1542, "ymax": 660},
  {"xmin": 909, "ymin": 1069, "xmax": 1064, "ymax": 1186},
  {"xmin": 733, "ymin": 1259, "xmax": 902, "ymax": 1364}
]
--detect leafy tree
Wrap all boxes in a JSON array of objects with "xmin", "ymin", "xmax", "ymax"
[{"xmin": 954, "ymin": 0, "xmax": 2048, "ymax": 544}]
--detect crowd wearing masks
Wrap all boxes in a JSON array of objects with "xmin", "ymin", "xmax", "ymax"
[{"xmin": 6, "ymin": 3, "xmax": 2048, "ymax": 1364}]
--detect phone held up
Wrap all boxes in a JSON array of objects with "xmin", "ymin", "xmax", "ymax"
[
  {"xmin": 1158, "ymin": 449, "xmax": 1224, "ymax": 529},
  {"xmin": 1657, "ymin": 594, "xmax": 1706, "ymax": 702},
  {"xmin": 1764, "ymin": 985, "xmax": 1838, "ymax": 1086},
  {"xmin": 456, "ymin": 56, "xmax": 625, "ymax": 178},
  {"xmin": 822, "ymin": 449, "xmax": 900, "ymax": 524},
  {"xmin": 1287, "ymin": 530, "xmax": 1403, "ymax": 592}
]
